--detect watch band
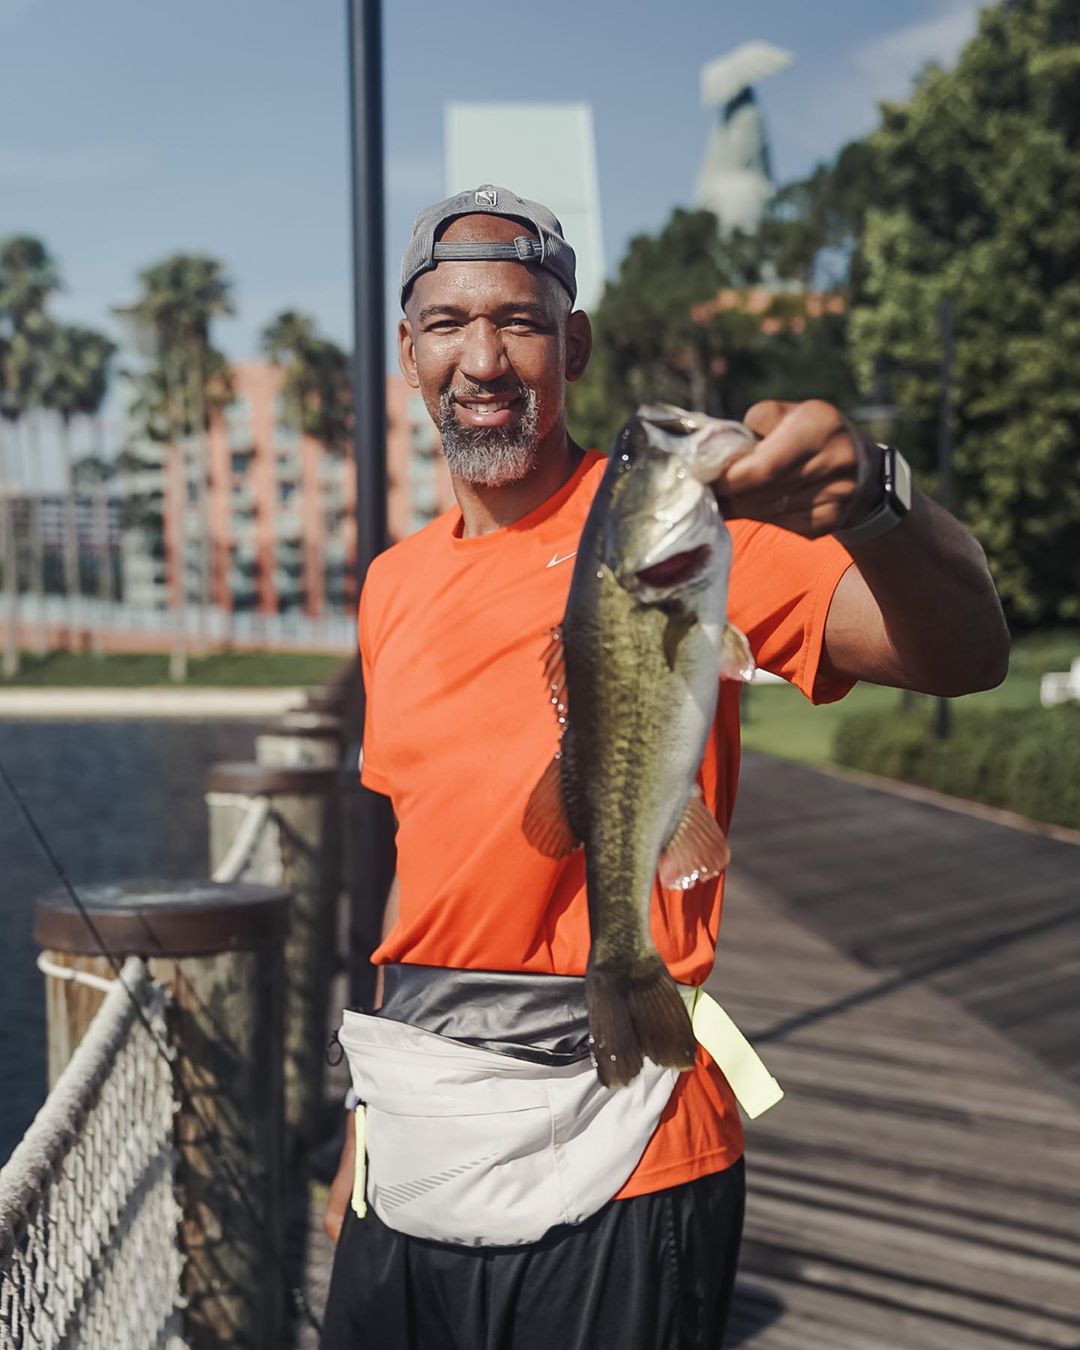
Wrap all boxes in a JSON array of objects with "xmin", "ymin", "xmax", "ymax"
[{"xmin": 834, "ymin": 444, "xmax": 912, "ymax": 546}]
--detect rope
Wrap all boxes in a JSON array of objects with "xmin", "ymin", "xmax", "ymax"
[
  {"xmin": 36, "ymin": 953, "xmax": 117, "ymax": 994},
  {"xmin": 0, "ymin": 757, "xmax": 323, "ymax": 1338},
  {"xmin": 208, "ymin": 794, "xmax": 273, "ymax": 883}
]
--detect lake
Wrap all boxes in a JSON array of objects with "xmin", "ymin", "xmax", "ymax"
[{"xmin": 0, "ymin": 719, "xmax": 258, "ymax": 1164}]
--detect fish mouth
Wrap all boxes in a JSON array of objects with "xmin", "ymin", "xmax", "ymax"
[{"xmin": 634, "ymin": 543, "xmax": 712, "ymax": 591}]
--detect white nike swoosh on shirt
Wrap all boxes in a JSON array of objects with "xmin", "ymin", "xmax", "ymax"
[{"xmin": 546, "ymin": 551, "xmax": 577, "ymax": 568}]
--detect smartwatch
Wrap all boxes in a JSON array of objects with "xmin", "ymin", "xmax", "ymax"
[{"xmin": 834, "ymin": 444, "xmax": 912, "ymax": 546}]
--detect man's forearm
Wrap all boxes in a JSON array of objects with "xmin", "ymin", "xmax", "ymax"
[{"xmin": 826, "ymin": 489, "xmax": 1010, "ymax": 696}]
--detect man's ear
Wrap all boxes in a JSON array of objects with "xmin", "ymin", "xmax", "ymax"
[
  {"xmin": 398, "ymin": 317, "xmax": 419, "ymax": 388},
  {"xmin": 564, "ymin": 310, "xmax": 592, "ymax": 384}
]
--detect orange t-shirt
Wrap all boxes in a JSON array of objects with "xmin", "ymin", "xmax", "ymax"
[{"xmin": 359, "ymin": 449, "xmax": 854, "ymax": 1198}]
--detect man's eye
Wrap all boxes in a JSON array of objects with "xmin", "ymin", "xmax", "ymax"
[
  {"xmin": 504, "ymin": 319, "xmax": 539, "ymax": 332},
  {"xmin": 426, "ymin": 321, "xmax": 459, "ymax": 333}
]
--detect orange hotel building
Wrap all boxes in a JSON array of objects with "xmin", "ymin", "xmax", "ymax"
[{"xmin": 161, "ymin": 363, "xmax": 455, "ymax": 618}]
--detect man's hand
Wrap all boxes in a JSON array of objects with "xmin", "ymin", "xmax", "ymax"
[
  {"xmin": 324, "ymin": 1114, "xmax": 357, "ymax": 1244},
  {"xmin": 716, "ymin": 399, "xmax": 881, "ymax": 538},
  {"xmin": 719, "ymin": 400, "xmax": 1010, "ymax": 696}
]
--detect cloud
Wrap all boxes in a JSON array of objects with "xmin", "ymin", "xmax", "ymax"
[
  {"xmin": 852, "ymin": 2, "xmax": 982, "ymax": 103},
  {"xmin": 0, "ymin": 145, "xmax": 140, "ymax": 188},
  {"xmin": 773, "ymin": 2, "xmax": 982, "ymax": 174}
]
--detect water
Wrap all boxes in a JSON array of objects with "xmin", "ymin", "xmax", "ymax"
[{"xmin": 0, "ymin": 719, "xmax": 257, "ymax": 1164}]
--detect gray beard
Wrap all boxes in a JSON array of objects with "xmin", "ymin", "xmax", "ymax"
[{"xmin": 437, "ymin": 387, "xmax": 540, "ymax": 487}]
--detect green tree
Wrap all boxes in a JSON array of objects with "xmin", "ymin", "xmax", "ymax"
[
  {"xmin": 119, "ymin": 252, "xmax": 234, "ymax": 676},
  {"xmin": 38, "ymin": 323, "xmax": 116, "ymax": 612},
  {"xmin": 850, "ymin": 0, "xmax": 1080, "ymax": 625},
  {"xmin": 261, "ymin": 310, "xmax": 352, "ymax": 449},
  {"xmin": 568, "ymin": 205, "xmax": 861, "ymax": 452},
  {"xmin": 261, "ymin": 310, "xmax": 352, "ymax": 613},
  {"xmin": 0, "ymin": 236, "xmax": 61, "ymax": 672}
]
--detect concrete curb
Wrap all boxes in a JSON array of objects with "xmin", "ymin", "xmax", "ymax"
[{"xmin": 0, "ymin": 688, "xmax": 309, "ymax": 720}]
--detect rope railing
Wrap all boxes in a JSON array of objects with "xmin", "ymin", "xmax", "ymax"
[
  {"xmin": 0, "ymin": 957, "xmax": 185, "ymax": 1350},
  {"xmin": 207, "ymin": 793, "xmax": 276, "ymax": 884}
]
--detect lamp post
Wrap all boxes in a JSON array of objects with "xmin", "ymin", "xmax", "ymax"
[
  {"xmin": 934, "ymin": 297, "xmax": 955, "ymax": 740},
  {"xmin": 345, "ymin": 0, "xmax": 395, "ymax": 1007}
]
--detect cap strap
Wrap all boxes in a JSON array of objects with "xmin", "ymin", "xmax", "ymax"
[{"xmin": 431, "ymin": 238, "xmax": 544, "ymax": 263}]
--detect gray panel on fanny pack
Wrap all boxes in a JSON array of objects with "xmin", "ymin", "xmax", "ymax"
[{"xmin": 377, "ymin": 964, "xmax": 592, "ymax": 1065}]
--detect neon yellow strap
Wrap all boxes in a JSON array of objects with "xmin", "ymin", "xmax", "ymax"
[
  {"xmin": 351, "ymin": 1104, "xmax": 368, "ymax": 1218},
  {"xmin": 682, "ymin": 987, "xmax": 784, "ymax": 1120}
]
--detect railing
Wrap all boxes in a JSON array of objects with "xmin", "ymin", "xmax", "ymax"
[
  {"xmin": 0, "ymin": 957, "xmax": 185, "ymax": 1350},
  {"xmin": 0, "ymin": 682, "xmax": 352, "ymax": 1345},
  {"xmin": 17, "ymin": 596, "xmax": 358, "ymax": 653}
]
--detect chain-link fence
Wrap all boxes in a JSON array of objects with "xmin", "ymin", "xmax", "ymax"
[{"xmin": 0, "ymin": 956, "xmax": 185, "ymax": 1350}]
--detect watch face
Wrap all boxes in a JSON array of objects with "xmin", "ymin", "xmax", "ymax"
[{"xmin": 883, "ymin": 446, "xmax": 912, "ymax": 514}]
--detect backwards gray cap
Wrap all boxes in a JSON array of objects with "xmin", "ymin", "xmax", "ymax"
[{"xmin": 400, "ymin": 184, "xmax": 577, "ymax": 308}]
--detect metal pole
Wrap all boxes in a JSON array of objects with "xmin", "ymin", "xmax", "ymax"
[
  {"xmin": 346, "ymin": 0, "xmax": 395, "ymax": 1008},
  {"xmin": 935, "ymin": 296, "xmax": 955, "ymax": 741}
]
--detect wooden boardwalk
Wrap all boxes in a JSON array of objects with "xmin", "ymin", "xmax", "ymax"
[
  {"xmin": 729, "ymin": 753, "xmax": 1080, "ymax": 1089},
  {"xmin": 712, "ymin": 874, "xmax": 1080, "ymax": 1348},
  {"xmin": 300, "ymin": 754, "xmax": 1080, "ymax": 1348}
]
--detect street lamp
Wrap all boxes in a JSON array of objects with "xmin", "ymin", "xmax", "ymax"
[{"xmin": 345, "ymin": 0, "xmax": 395, "ymax": 1008}]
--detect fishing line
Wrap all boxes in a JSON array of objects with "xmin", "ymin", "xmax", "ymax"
[{"xmin": 0, "ymin": 752, "xmax": 324, "ymax": 1337}]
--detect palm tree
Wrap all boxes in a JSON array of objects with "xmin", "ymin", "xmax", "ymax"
[
  {"xmin": 118, "ymin": 253, "xmax": 233, "ymax": 677},
  {"xmin": 38, "ymin": 324, "xmax": 116, "ymax": 631},
  {"xmin": 261, "ymin": 312, "xmax": 353, "ymax": 615},
  {"xmin": 73, "ymin": 452, "xmax": 118, "ymax": 656},
  {"xmin": 0, "ymin": 338, "xmax": 22, "ymax": 677},
  {"xmin": 0, "ymin": 238, "xmax": 60, "ymax": 662}
]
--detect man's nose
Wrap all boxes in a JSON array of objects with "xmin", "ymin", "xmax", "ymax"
[{"xmin": 459, "ymin": 320, "xmax": 508, "ymax": 383}]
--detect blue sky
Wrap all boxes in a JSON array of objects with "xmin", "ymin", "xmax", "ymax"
[{"xmin": 1, "ymin": 0, "xmax": 983, "ymax": 472}]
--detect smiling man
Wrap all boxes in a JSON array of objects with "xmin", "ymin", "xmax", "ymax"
[{"xmin": 320, "ymin": 186, "xmax": 1009, "ymax": 1350}]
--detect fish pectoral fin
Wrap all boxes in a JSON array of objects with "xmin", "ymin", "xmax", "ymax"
[
  {"xmin": 658, "ymin": 785, "xmax": 731, "ymax": 889},
  {"xmin": 720, "ymin": 623, "xmax": 755, "ymax": 682},
  {"xmin": 522, "ymin": 753, "xmax": 580, "ymax": 858}
]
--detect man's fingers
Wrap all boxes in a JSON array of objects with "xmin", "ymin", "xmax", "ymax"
[
  {"xmin": 720, "ymin": 403, "xmax": 852, "ymax": 495},
  {"xmin": 743, "ymin": 400, "xmax": 798, "ymax": 438},
  {"xmin": 719, "ymin": 469, "xmax": 859, "ymax": 537}
]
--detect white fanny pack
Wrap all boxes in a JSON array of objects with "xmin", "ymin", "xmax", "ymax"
[{"xmin": 337, "ymin": 983, "xmax": 782, "ymax": 1248}]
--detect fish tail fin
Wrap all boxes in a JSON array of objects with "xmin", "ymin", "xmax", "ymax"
[{"xmin": 586, "ymin": 957, "xmax": 697, "ymax": 1089}]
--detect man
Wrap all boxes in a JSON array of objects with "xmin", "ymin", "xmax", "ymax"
[{"xmin": 321, "ymin": 186, "xmax": 1008, "ymax": 1349}]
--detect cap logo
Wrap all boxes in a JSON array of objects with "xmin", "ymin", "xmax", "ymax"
[{"xmin": 475, "ymin": 189, "xmax": 498, "ymax": 208}]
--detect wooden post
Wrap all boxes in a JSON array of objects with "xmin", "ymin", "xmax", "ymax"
[
  {"xmin": 255, "ymin": 710, "xmax": 343, "ymax": 768},
  {"xmin": 207, "ymin": 763, "xmax": 341, "ymax": 1149},
  {"xmin": 34, "ymin": 879, "xmax": 290, "ymax": 1350}
]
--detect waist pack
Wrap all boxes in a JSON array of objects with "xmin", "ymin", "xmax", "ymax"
[{"xmin": 337, "ymin": 971, "xmax": 782, "ymax": 1248}]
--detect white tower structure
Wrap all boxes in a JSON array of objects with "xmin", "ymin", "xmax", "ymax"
[
  {"xmin": 445, "ymin": 102, "xmax": 605, "ymax": 311},
  {"xmin": 695, "ymin": 41, "xmax": 795, "ymax": 235}
]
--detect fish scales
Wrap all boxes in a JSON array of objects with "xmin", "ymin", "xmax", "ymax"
[{"xmin": 526, "ymin": 405, "xmax": 757, "ymax": 1088}]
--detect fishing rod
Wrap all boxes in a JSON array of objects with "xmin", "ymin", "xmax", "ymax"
[{"xmin": 0, "ymin": 753, "xmax": 324, "ymax": 1338}]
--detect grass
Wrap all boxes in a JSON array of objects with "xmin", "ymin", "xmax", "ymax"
[
  {"xmin": 740, "ymin": 632, "xmax": 1075, "ymax": 766},
  {"xmin": 0, "ymin": 650, "xmax": 347, "ymax": 688}
]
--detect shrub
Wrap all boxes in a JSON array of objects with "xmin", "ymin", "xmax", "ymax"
[{"xmin": 832, "ymin": 705, "xmax": 1080, "ymax": 831}]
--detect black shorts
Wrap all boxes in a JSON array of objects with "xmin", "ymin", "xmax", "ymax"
[{"xmin": 320, "ymin": 1157, "xmax": 745, "ymax": 1350}]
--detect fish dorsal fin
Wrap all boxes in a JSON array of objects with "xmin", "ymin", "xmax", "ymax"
[
  {"xmin": 541, "ymin": 624, "xmax": 567, "ymax": 724},
  {"xmin": 658, "ymin": 785, "xmax": 731, "ymax": 890},
  {"xmin": 523, "ymin": 752, "xmax": 579, "ymax": 858}
]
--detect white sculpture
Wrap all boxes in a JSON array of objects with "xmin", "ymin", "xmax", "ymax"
[{"xmin": 695, "ymin": 41, "xmax": 795, "ymax": 235}]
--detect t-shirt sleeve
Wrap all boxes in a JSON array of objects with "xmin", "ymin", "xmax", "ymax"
[
  {"xmin": 727, "ymin": 521, "xmax": 856, "ymax": 705},
  {"xmin": 357, "ymin": 578, "xmax": 391, "ymax": 795}
]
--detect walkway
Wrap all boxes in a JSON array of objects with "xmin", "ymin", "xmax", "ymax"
[{"xmin": 300, "ymin": 753, "xmax": 1080, "ymax": 1348}]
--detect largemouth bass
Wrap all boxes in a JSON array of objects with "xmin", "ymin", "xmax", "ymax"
[{"xmin": 525, "ymin": 405, "xmax": 756, "ymax": 1088}]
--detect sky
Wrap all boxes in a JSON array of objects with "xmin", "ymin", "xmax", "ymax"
[{"xmin": 0, "ymin": 0, "xmax": 985, "ymax": 478}]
